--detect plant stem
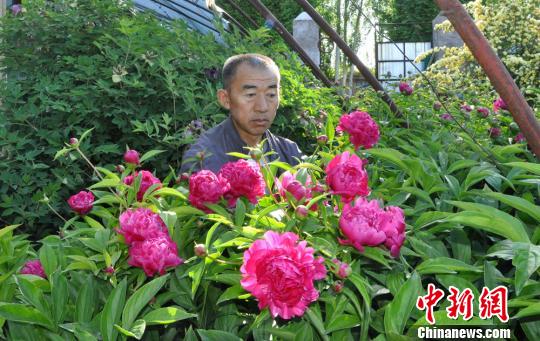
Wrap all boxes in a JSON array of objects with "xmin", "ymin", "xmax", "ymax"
[{"xmin": 47, "ymin": 202, "xmax": 67, "ymax": 223}]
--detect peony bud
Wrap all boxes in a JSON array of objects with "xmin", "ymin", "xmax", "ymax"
[
  {"xmin": 69, "ymin": 137, "xmax": 78, "ymax": 145},
  {"xmin": 181, "ymin": 172, "xmax": 190, "ymax": 181},
  {"xmin": 249, "ymin": 149, "xmax": 263, "ymax": 161},
  {"xmin": 124, "ymin": 149, "xmax": 140, "ymax": 165},
  {"xmin": 115, "ymin": 164, "xmax": 125, "ymax": 173},
  {"xmin": 196, "ymin": 151, "xmax": 205, "ymax": 160},
  {"xmin": 317, "ymin": 135, "xmax": 328, "ymax": 145},
  {"xmin": 433, "ymin": 101, "xmax": 442, "ymax": 111},
  {"xmin": 336, "ymin": 262, "xmax": 352, "ymax": 279},
  {"xmin": 332, "ymin": 281, "xmax": 344, "ymax": 293},
  {"xmin": 194, "ymin": 244, "xmax": 207, "ymax": 257},
  {"xmin": 488, "ymin": 127, "xmax": 501, "ymax": 138},
  {"xmin": 295, "ymin": 205, "xmax": 309, "ymax": 219},
  {"xmin": 104, "ymin": 266, "xmax": 115, "ymax": 275}
]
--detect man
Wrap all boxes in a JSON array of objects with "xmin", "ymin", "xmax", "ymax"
[{"xmin": 180, "ymin": 53, "xmax": 303, "ymax": 173}]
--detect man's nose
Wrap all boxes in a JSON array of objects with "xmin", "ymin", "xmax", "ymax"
[{"xmin": 254, "ymin": 94, "xmax": 269, "ymax": 113}]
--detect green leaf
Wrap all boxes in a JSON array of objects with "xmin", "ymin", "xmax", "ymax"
[
  {"xmin": 473, "ymin": 191, "xmax": 540, "ymax": 222},
  {"xmin": 384, "ymin": 271, "xmax": 422, "ymax": 335},
  {"xmin": 226, "ymin": 152, "xmax": 250, "ymax": 159},
  {"xmin": 89, "ymin": 179, "xmax": 121, "ymax": 189},
  {"xmin": 142, "ymin": 306, "xmax": 197, "ymax": 325},
  {"xmin": 54, "ymin": 147, "xmax": 71, "ymax": 160},
  {"xmin": 505, "ymin": 162, "xmax": 540, "ymax": 175},
  {"xmin": 95, "ymin": 167, "xmax": 120, "ymax": 181},
  {"xmin": 197, "ymin": 329, "xmax": 242, "ymax": 341},
  {"xmin": 446, "ymin": 201, "xmax": 530, "ymax": 242},
  {"xmin": 39, "ymin": 245, "xmax": 58, "ymax": 278},
  {"xmin": 14, "ymin": 276, "xmax": 49, "ymax": 315},
  {"xmin": 0, "ymin": 224, "xmax": 20, "ymax": 239},
  {"xmin": 305, "ymin": 307, "xmax": 329, "ymax": 341},
  {"xmin": 325, "ymin": 115, "xmax": 335, "ymax": 143},
  {"xmin": 0, "ymin": 303, "xmax": 54, "ymax": 330},
  {"xmin": 292, "ymin": 162, "xmax": 324, "ymax": 173},
  {"xmin": 83, "ymin": 216, "xmax": 104, "ymax": 229},
  {"xmin": 512, "ymin": 243, "xmax": 540, "ymax": 295},
  {"xmin": 170, "ymin": 206, "xmax": 205, "ymax": 217},
  {"xmin": 216, "ymin": 285, "xmax": 247, "ymax": 305},
  {"xmin": 400, "ymin": 186, "xmax": 434, "ymax": 207},
  {"xmin": 416, "ymin": 257, "xmax": 482, "ymax": 274},
  {"xmin": 79, "ymin": 127, "xmax": 95, "ymax": 144},
  {"xmin": 100, "ymin": 279, "xmax": 127, "ymax": 341},
  {"xmin": 51, "ymin": 271, "xmax": 68, "ymax": 324},
  {"xmin": 234, "ymin": 198, "xmax": 246, "ymax": 227},
  {"xmin": 326, "ymin": 314, "xmax": 360, "ymax": 333},
  {"xmin": 114, "ymin": 319, "xmax": 146, "ymax": 340},
  {"xmin": 122, "ymin": 274, "xmax": 169, "ymax": 330},
  {"xmin": 139, "ymin": 150, "xmax": 165, "ymax": 164},
  {"xmin": 515, "ymin": 302, "xmax": 540, "ymax": 319},
  {"xmin": 368, "ymin": 148, "xmax": 409, "ymax": 173},
  {"xmin": 348, "ymin": 273, "xmax": 372, "ymax": 307},
  {"xmin": 76, "ymin": 276, "xmax": 95, "ymax": 322},
  {"xmin": 447, "ymin": 159, "xmax": 478, "ymax": 174},
  {"xmin": 151, "ymin": 187, "xmax": 186, "ymax": 200}
]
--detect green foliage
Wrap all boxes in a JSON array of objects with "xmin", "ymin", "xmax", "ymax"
[{"xmin": 0, "ymin": 0, "xmax": 340, "ymax": 237}]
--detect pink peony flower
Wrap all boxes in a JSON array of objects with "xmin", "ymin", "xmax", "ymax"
[
  {"xmin": 128, "ymin": 234, "xmax": 183, "ymax": 277},
  {"xmin": 240, "ymin": 231, "xmax": 326, "ymax": 320},
  {"xmin": 493, "ymin": 97, "xmax": 507, "ymax": 112},
  {"xmin": 124, "ymin": 149, "xmax": 140, "ymax": 165},
  {"xmin": 123, "ymin": 170, "xmax": 162, "ymax": 201},
  {"xmin": 488, "ymin": 127, "xmax": 501, "ymax": 138},
  {"xmin": 336, "ymin": 111, "xmax": 380, "ymax": 150},
  {"xmin": 514, "ymin": 133, "xmax": 525, "ymax": 143},
  {"xmin": 398, "ymin": 82, "xmax": 413, "ymax": 96},
  {"xmin": 67, "ymin": 190, "xmax": 94, "ymax": 215},
  {"xmin": 218, "ymin": 160, "xmax": 265, "ymax": 206},
  {"xmin": 20, "ymin": 260, "xmax": 46, "ymax": 278},
  {"xmin": 117, "ymin": 208, "xmax": 168, "ymax": 245},
  {"xmin": 379, "ymin": 206, "xmax": 406, "ymax": 257},
  {"xmin": 339, "ymin": 198, "xmax": 387, "ymax": 253},
  {"xmin": 275, "ymin": 171, "xmax": 313, "ymax": 202},
  {"xmin": 477, "ymin": 107, "xmax": 490, "ymax": 118},
  {"xmin": 188, "ymin": 170, "xmax": 230, "ymax": 212},
  {"xmin": 440, "ymin": 113, "xmax": 453, "ymax": 121},
  {"xmin": 326, "ymin": 152, "xmax": 370, "ymax": 203}
]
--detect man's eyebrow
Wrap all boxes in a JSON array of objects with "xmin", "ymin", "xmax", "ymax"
[{"xmin": 241, "ymin": 84, "xmax": 278, "ymax": 90}]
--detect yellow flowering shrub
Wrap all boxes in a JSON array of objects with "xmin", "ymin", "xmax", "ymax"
[{"xmin": 415, "ymin": 0, "xmax": 540, "ymax": 107}]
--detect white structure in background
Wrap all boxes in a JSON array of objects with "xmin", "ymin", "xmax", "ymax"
[
  {"xmin": 376, "ymin": 41, "xmax": 432, "ymax": 83},
  {"xmin": 293, "ymin": 12, "xmax": 320, "ymax": 66}
]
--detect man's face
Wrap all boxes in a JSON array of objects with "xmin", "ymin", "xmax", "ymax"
[{"xmin": 217, "ymin": 63, "xmax": 280, "ymax": 145}]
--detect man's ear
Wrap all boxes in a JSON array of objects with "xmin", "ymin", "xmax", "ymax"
[{"xmin": 217, "ymin": 89, "xmax": 231, "ymax": 110}]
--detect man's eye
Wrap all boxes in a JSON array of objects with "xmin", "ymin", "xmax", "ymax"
[
  {"xmin": 267, "ymin": 93, "xmax": 277, "ymax": 98},
  {"xmin": 246, "ymin": 93, "xmax": 256, "ymax": 98}
]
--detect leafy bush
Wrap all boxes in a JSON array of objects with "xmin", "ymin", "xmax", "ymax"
[
  {"xmin": 416, "ymin": 0, "xmax": 540, "ymax": 107},
  {"xmin": 0, "ymin": 0, "xmax": 340, "ymax": 237}
]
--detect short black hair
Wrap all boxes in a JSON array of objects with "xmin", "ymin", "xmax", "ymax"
[{"xmin": 222, "ymin": 54, "xmax": 279, "ymax": 89}]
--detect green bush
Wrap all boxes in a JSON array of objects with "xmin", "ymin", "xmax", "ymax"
[{"xmin": 0, "ymin": 0, "xmax": 340, "ymax": 237}]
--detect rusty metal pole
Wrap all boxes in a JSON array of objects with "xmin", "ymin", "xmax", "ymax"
[
  {"xmin": 435, "ymin": 0, "xmax": 540, "ymax": 160},
  {"xmin": 294, "ymin": 0, "xmax": 403, "ymax": 117},
  {"xmin": 246, "ymin": 0, "xmax": 333, "ymax": 87}
]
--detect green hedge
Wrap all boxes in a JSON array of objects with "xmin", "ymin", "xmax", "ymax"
[{"xmin": 0, "ymin": 0, "xmax": 340, "ymax": 237}]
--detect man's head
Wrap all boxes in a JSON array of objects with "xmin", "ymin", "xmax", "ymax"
[{"xmin": 217, "ymin": 54, "xmax": 280, "ymax": 146}]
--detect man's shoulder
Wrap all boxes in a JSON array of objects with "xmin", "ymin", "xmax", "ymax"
[{"xmin": 267, "ymin": 131, "xmax": 301, "ymax": 150}]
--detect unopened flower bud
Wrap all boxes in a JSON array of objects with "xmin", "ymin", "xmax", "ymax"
[
  {"xmin": 336, "ymin": 262, "xmax": 352, "ymax": 279},
  {"xmin": 69, "ymin": 137, "xmax": 78, "ymax": 145},
  {"xmin": 433, "ymin": 101, "xmax": 442, "ymax": 111},
  {"xmin": 295, "ymin": 205, "xmax": 309, "ymax": 219},
  {"xmin": 249, "ymin": 149, "xmax": 262, "ymax": 161},
  {"xmin": 181, "ymin": 172, "xmax": 190, "ymax": 181},
  {"xmin": 115, "ymin": 164, "xmax": 125, "ymax": 173},
  {"xmin": 317, "ymin": 135, "xmax": 328, "ymax": 146},
  {"xmin": 194, "ymin": 244, "xmax": 207, "ymax": 257},
  {"xmin": 124, "ymin": 149, "xmax": 140, "ymax": 165},
  {"xmin": 104, "ymin": 266, "xmax": 115, "ymax": 275},
  {"xmin": 196, "ymin": 151, "xmax": 205, "ymax": 160},
  {"xmin": 333, "ymin": 281, "xmax": 344, "ymax": 293}
]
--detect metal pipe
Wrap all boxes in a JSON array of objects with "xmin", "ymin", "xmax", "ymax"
[
  {"xmin": 246, "ymin": 0, "xmax": 333, "ymax": 87},
  {"xmin": 435, "ymin": 0, "xmax": 540, "ymax": 160},
  {"xmin": 294, "ymin": 0, "xmax": 403, "ymax": 117},
  {"xmin": 219, "ymin": 0, "xmax": 259, "ymax": 29}
]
